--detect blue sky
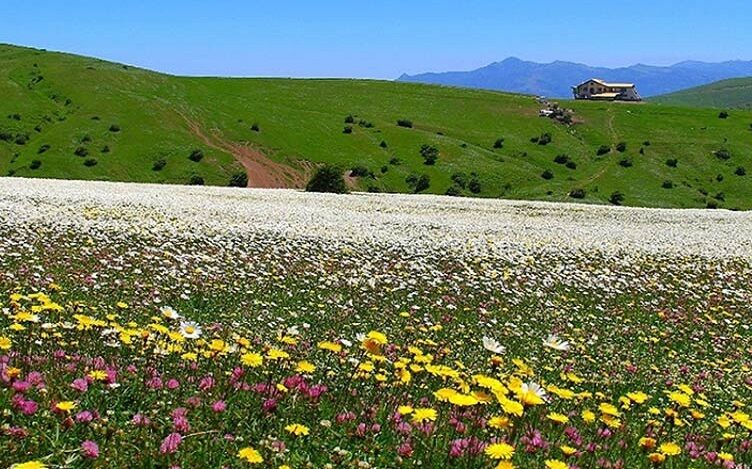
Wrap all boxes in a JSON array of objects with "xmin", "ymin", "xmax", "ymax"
[{"xmin": 2, "ymin": 1, "xmax": 751, "ymax": 79}]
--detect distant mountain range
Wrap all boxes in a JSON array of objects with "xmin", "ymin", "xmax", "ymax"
[{"xmin": 397, "ymin": 58, "xmax": 752, "ymax": 98}]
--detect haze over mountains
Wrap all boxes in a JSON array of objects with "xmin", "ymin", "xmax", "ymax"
[{"xmin": 398, "ymin": 58, "xmax": 752, "ymax": 98}]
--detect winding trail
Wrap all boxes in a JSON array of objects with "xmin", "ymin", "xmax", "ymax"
[{"xmin": 180, "ymin": 114, "xmax": 310, "ymax": 188}]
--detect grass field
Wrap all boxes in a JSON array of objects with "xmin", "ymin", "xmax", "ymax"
[
  {"xmin": 653, "ymin": 78, "xmax": 752, "ymax": 110},
  {"xmin": 2, "ymin": 43, "xmax": 752, "ymax": 209},
  {"xmin": 2, "ymin": 177, "xmax": 752, "ymax": 468}
]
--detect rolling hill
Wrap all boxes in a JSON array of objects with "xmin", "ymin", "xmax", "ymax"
[
  {"xmin": 2, "ymin": 43, "xmax": 752, "ymax": 209},
  {"xmin": 398, "ymin": 57, "xmax": 752, "ymax": 98},
  {"xmin": 652, "ymin": 77, "xmax": 752, "ymax": 109}
]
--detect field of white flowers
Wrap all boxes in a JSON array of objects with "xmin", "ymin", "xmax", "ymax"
[{"xmin": 1, "ymin": 177, "xmax": 751, "ymax": 468}]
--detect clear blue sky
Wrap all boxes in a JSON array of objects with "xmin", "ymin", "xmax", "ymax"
[{"xmin": 2, "ymin": 0, "xmax": 751, "ymax": 79}]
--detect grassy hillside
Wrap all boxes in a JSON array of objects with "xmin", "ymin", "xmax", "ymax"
[
  {"xmin": 2, "ymin": 44, "xmax": 752, "ymax": 209},
  {"xmin": 652, "ymin": 77, "xmax": 752, "ymax": 109}
]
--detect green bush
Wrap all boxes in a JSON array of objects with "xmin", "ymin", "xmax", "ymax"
[
  {"xmin": 662, "ymin": 180, "xmax": 674, "ymax": 189},
  {"xmin": 343, "ymin": 126, "xmax": 353, "ymax": 134},
  {"xmin": 609, "ymin": 191, "xmax": 625, "ymax": 205},
  {"xmin": 596, "ymin": 145, "xmax": 610, "ymax": 156},
  {"xmin": 306, "ymin": 165, "xmax": 348, "ymax": 193},
  {"xmin": 109, "ymin": 124, "xmax": 121, "ymax": 132},
  {"xmin": 565, "ymin": 161, "xmax": 577, "ymax": 170},
  {"xmin": 420, "ymin": 144, "xmax": 439, "ymax": 165},
  {"xmin": 618, "ymin": 157, "xmax": 633, "ymax": 168},
  {"xmin": 554, "ymin": 154, "xmax": 569, "ymax": 164},
  {"xmin": 344, "ymin": 115, "xmax": 355, "ymax": 124},
  {"xmin": 152, "ymin": 158, "xmax": 167, "ymax": 171},
  {"xmin": 379, "ymin": 140, "xmax": 388, "ymax": 149},
  {"xmin": 397, "ymin": 119, "xmax": 413, "ymax": 128},
  {"xmin": 189, "ymin": 175, "xmax": 205, "ymax": 186},
  {"xmin": 102, "ymin": 145, "xmax": 111, "ymax": 154},
  {"xmin": 569, "ymin": 188, "xmax": 586, "ymax": 199},
  {"xmin": 715, "ymin": 149, "xmax": 731, "ymax": 160},
  {"xmin": 406, "ymin": 174, "xmax": 430, "ymax": 193},
  {"xmin": 451, "ymin": 172, "xmax": 468, "ymax": 189},
  {"xmin": 445, "ymin": 185, "xmax": 463, "ymax": 196},
  {"xmin": 468, "ymin": 175, "xmax": 481, "ymax": 194},
  {"xmin": 666, "ymin": 158, "xmax": 678, "ymax": 168},
  {"xmin": 229, "ymin": 172, "xmax": 249, "ymax": 188},
  {"xmin": 74, "ymin": 146, "xmax": 89, "ymax": 157},
  {"xmin": 719, "ymin": 111, "xmax": 729, "ymax": 119},
  {"xmin": 349, "ymin": 165, "xmax": 372, "ymax": 178},
  {"xmin": 493, "ymin": 137, "xmax": 505, "ymax": 149},
  {"xmin": 29, "ymin": 159, "xmax": 42, "ymax": 170},
  {"xmin": 37, "ymin": 144, "xmax": 50, "ymax": 154},
  {"xmin": 616, "ymin": 142, "xmax": 627, "ymax": 152},
  {"xmin": 541, "ymin": 169, "xmax": 554, "ymax": 180},
  {"xmin": 251, "ymin": 123, "xmax": 260, "ymax": 132},
  {"xmin": 188, "ymin": 149, "xmax": 204, "ymax": 162},
  {"xmin": 735, "ymin": 166, "xmax": 746, "ymax": 176},
  {"xmin": 83, "ymin": 158, "xmax": 98, "ymax": 167},
  {"xmin": 389, "ymin": 157, "xmax": 401, "ymax": 166}
]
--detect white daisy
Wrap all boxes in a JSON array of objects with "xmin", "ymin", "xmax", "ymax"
[
  {"xmin": 160, "ymin": 306, "xmax": 181, "ymax": 321},
  {"xmin": 482, "ymin": 336, "xmax": 506, "ymax": 355},
  {"xmin": 543, "ymin": 334, "xmax": 571, "ymax": 351},
  {"xmin": 179, "ymin": 321, "xmax": 202, "ymax": 339}
]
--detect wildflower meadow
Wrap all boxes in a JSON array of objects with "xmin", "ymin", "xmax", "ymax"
[{"xmin": 1, "ymin": 178, "xmax": 752, "ymax": 468}]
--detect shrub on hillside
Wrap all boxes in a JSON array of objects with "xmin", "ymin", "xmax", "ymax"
[
  {"xmin": 344, "ymin": 115, "xmax": 355, "ymax": 124},
  {"xmin": 342, "ymin": 126, "xmax": 353, "ymax": 134},
  {"xmin": 735, "ymin": 166, "xmax": 746, "ymax": 176},
  {"xmin": 397, "ymin": 119, "xmax": 413, "ymax": 128},
  {"xmin": 618, "ymin": 157, "xmax": 633, "ymax": 168},
  {"xmin": 451, "ymin": 172, "xmax": 468, "ymax": 189},
  {"xmin": 445, "ymin": 185, "xmax": 463, "ymax": 197},
  {"xmin": 715, "ymin": 149, "xmax": 731, "ymax": 160},
  {"xmin": 37, "ymin": 144, "xmax": 50, "ymax": 154},
  {"xmin": 554, "ymin": 154, "xmax": 569, "ymax": 164},
  {"xmin": 716, "ymin": 174, "xmax": 724, "ymax": 182},
  {"xmin": 616, "ymin": 142, "xmax": 627, "ymax": 152},
  {"xmin": 102, "ymin": 145, "xmax": 111, "ymax": 154},
  {"xmin": 420, "ymin": 144, "xmax": 439, "ymax": 165},
  {"xmin": 189, "ymin": 175, "xmax": 205, "ymax": 186},
  {"xmin": 83, "ymin": 158, "xmax": 98, "ymax": 167},
  {"xmin": 188, "ymin": 149, "xmax": 204, "ymax": 162},
  {"xmin": 707, "ymin": 199, "xmax": 719, "ymax": 209},
  {"xmin": 493, "ymin": 137, "xmax": 505, "ymax": 149},
  {"xmin": 534, "ymin": 133, "xmax": 552, "ymax": 146},
  {"xmin": 229, "ymin": 172, "xmax": 249, "ymax": 188},
  {"xmin": 406, "ymin": 174, "xmax": 430, "ymax": 193},
  {"xmin": 349, "ymin": 165, "xmax": 372, "ymax": 178},
  {"xmin": 662, "ymin": 180, "xmax": 674, "ymax": 189},
  {"xmin": 666, "ymin": 158, "xmax": 678, "ymax": 168},
  {"xmin": 152, "ymin": 158, "xmax": 167, "ymax": 171},
  {"xmin": 596, "ymin": 145, "xmax": 611, "ymax": 156},
  {"xmin": 565, "ymin": 161, "xmax": 577, "ymax": 170},
  {"xmin": 389, "ymin": 156, "xmax": 401, "ymax": 166},
  {"xmin": 468, "ymin": 174, "xmax": 481, "ymax": 194},
  {"xmin": 358, "ymin": 119, "xmax": 374, "ymax": 128},
  {"xmin": 109, "ymin": 124, "xmax": 121, "ymax": 132},
  {"xmin": 379, "ymin": 140, "xmax": 388, "ymax": 149},
  {"xmin": 719, "ymin": 111, "xmax": 729, "ymax": 119},
  {"xmin": 14, "ymin": 133, "xmax": 29, "ymax": 145},
  {"xmin": 643, "ymin": 140, "xmax": 651, "ymax": 146},
  {"xmin": 306, "ymin": 165, "xmax": 348, "ymax": 194},
  {"xmin": 568, "ymin": 188, "xmax": 586, "ymax": 199},
  {"xmin": 251, "ymin": 123, "xmax": 260, "ymax": 132},
  {"xmin": 609, "ymin": 191, "xmax": 625, "ymax": 205},
  {"xmin": 0, "ymin": 131, "xmax": 13, "ymax": 142},
  {"xmin": 74, "ymin": 146, "xmax": 89, "ymax": 157},
  {"xmin": 541, "ymin": 169, "xmax": 554, "ymax": 180},
  {"xmin": 29, "ymin": 159, "xmax": 42, "ymax": 170}
]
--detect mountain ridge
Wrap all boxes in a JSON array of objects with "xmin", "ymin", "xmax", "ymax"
[{"xmin": 398, "ymin": 58, "xmax": 752, "ymax": 98}]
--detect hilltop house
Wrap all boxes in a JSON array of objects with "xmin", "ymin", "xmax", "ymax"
[{"xmin": 573, "ymin": 79, "xmax": 642, "ymax": 101}]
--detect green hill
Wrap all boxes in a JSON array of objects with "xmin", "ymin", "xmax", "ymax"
[
  {"xmin": 652, "ymin": 77, "xmax": 752, "ymax": 109},
  {"xmin": 2, "ymin": 44, "xmax": 752, "ymax": 209}
]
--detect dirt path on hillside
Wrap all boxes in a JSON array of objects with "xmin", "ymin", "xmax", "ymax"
[{"xmin": 181, "ymin": 115, "xmax": 309, "ymax": 188}]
